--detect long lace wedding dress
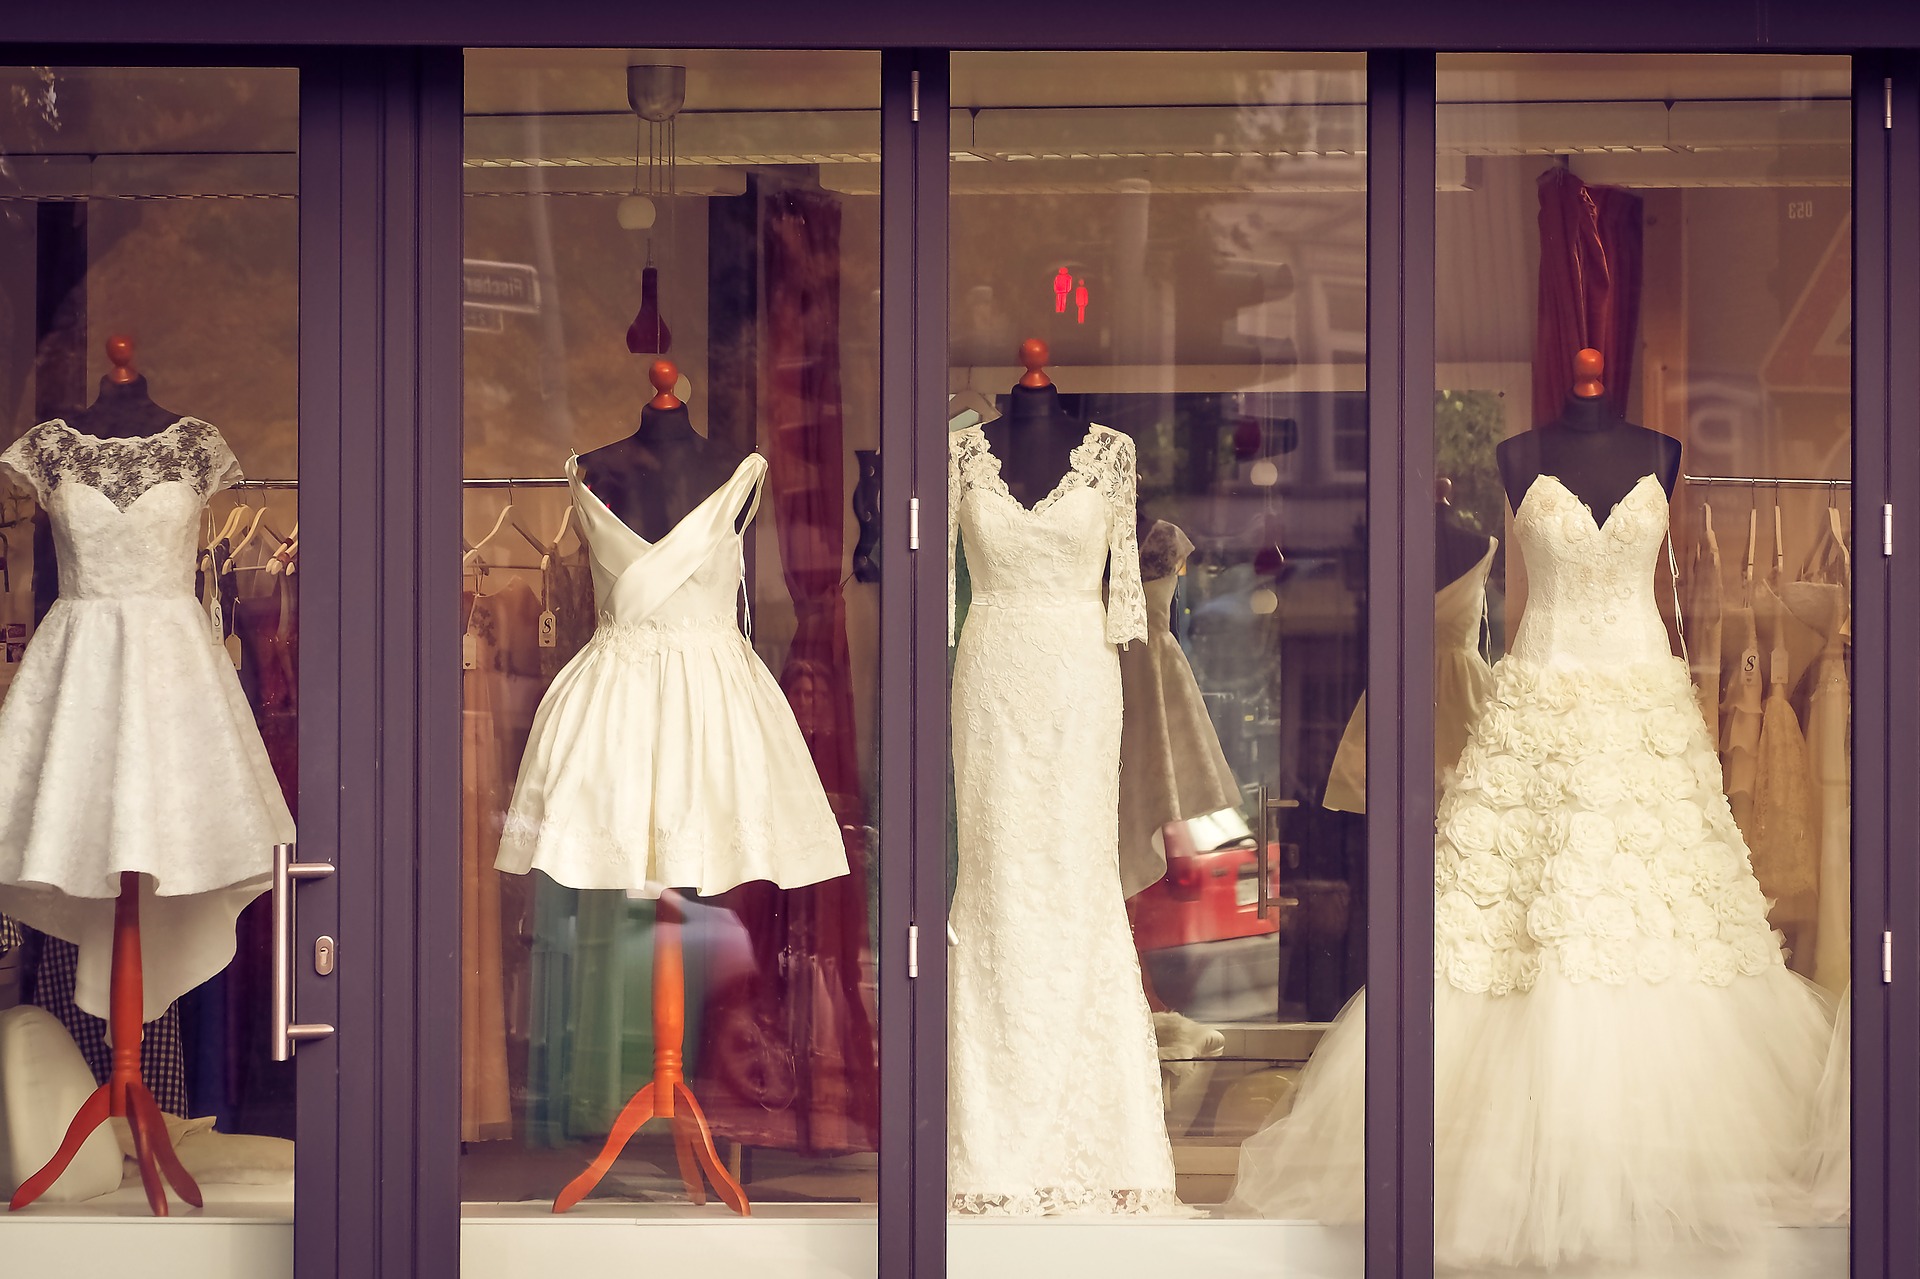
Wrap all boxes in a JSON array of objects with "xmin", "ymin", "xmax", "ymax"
[
  {"xmin": 946, "ymin": 422, "xmax": 1181, "ymax": 1216},
  {"xmin": 1227, "ymin": 472, "xmax": 1838, "ymax": 1270}
]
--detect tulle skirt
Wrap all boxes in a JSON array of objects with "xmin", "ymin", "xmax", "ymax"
[
  {"xmin": 0, "ymin": 596, "xmax": 293, "ymax": 1019},
  {"xmin": 1224, "ymin": 957, "xmax": 1839, "ymax": 1271},
  {"xmin": 496, "ymin": 616, "xmax": 847, "ymax": 896}
]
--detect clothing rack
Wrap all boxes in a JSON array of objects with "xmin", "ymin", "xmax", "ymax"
[{"xmin": 1682, "ymin": 474, "xmax": 1852, "ymax": 489}]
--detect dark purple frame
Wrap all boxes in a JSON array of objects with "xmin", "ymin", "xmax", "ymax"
[{"xmin": 1, "ymin": 14, "xmax": 1910, "ymax": 1279}]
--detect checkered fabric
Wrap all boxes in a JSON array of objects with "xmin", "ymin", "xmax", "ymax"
[{"xmin": 28, "ymin": 932, "xmax": 189, "ymax": 1116}]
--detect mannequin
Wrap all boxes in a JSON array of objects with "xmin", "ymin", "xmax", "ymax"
[
  {"xmin": 35, "ymin": 338, "xmax": 185, "ymax": 618},
  {"xmin": 981, "ymin": 338, "xmax": 1089, "ymax": 508},
  {"xmin": 65, "ymin": 337, "xmax": 185, "ymax": 440},
  {"xmin": 1435, "ymin": 476, "xmax": 1492, "ymax": 589},
  {"xmin": 574, "ymin": 359, "xmax": 747, "ymax": 536},
  {"xmin": 1496, "ymin": 348, "xmax": 1680, "ymax": 521}
]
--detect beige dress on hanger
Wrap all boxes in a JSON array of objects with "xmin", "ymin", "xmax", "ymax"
[
  {"xmin": 1748, "ymin": 590, "xmax": 1818, "ymax": 968},
  {"xmin": 1683, "ymin": 502, "xmax": 1724, "ymax": 735},
  {"xmin": 1783, "ymin": 506, "xmax": 1852, "ymax": 994},
  {"xmin": 1720, "ymin": 601, "xmax": 1763, "ymax": 837},
  {"xmin": 1116, "ymin": 521, "xmax": 1242, "ymax": 897},
  {"xmin": 1323, "ymin": 537, "xmax": 1496, "ymax": 813}
]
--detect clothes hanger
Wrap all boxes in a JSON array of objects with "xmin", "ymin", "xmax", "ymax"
[
  {"xmin": 463, "ymin": 485, "xmax": 546, "ymax": 575},
  {"xmin": 1742, "ymin": 480, "xmax": 1758, "ymax": 607}
]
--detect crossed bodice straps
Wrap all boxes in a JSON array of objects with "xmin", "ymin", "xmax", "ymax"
[{"xmin": 567, "ymin": 451, "xmax": 768, "ymax": 626}]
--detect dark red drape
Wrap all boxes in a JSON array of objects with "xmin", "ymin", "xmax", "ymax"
[
  {"xmin": 692, "ymin": 187, "xmax": 879, "ymax": 1156},
  {"xmin": 1534, "ymin": 165, "xmax": 1644, "ymax": 426}
]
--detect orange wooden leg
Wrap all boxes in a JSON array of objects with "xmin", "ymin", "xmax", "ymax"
[
  {"xmin": 8, "ymin": 1084, "xmax": 112, "ymax": 1211},
  {"xmin": 131, "ymin": 1081, "xmax": 202, "ymax": 1208},
  {"xmin": 671, "ymin": 1121, "xmax": 706, "ymax": 1206},
  {"xmin": 673, "ymin": 1082, "xmax": 749, "ymax": 1216},
  {"xmin": 552, "ymin": 1083, "xmax": 659, "ymax": 1213}
]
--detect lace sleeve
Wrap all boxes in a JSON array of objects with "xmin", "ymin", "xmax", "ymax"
[
  {"xmin": 198, "ymin": 424, "xmax": 244, "ymax": 496},
  {"xmin": 0, "ymin": 427, "xmax": 48, "ymax": 504},
  {"xmin": 948, "ymin": 432, "xmax": 963, "ymax": 647},
  {"xmin": 1103, "ymin": 432, "xmax": 1147, "ymax": 648}
]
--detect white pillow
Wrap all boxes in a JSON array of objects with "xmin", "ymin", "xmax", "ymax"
[{"xmin": 0, "ymin": 1005, "xmax": 123, "ymax": 1203}]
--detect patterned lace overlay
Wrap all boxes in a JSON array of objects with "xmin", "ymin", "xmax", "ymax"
[
  {"xmin": 946, "ymin": 420, "xmax": 1177, "ymax": 1217},
  {"xmin": 951, "ymin": 1188, "xmax": 1189, "ymax": 1217},
  {"xmin": 1434, "ymin": 469, "xmax": 1787, "ymax": 997},
  {"xmin": 585, "ymin": 614, "xmax": 745, "ymax": 661},
  {"xmin": 1, "ymin": 418, "xmax": 239, "ymax": 510},
  {"xmin": 947, "ymin": 423, "xmax": 1146, "ymax": 647}
]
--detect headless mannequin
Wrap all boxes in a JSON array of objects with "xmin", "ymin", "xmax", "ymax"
[
  {"xmin": 1495, "ymin": 348, "xmax": 1680, "ymax": 524},
  {"xmin": 574, "ymin": 359, "xmax": 749, "ymax": 538},
  {"xmin": 35, "ymin": 338, "xmax": 188, "ymax": 618},
  {"xmin": 981, "ymin": 339, "xmax": 1089, "ymax": 508},
  {"xmin": 1435, "ymin": 477, "xmax": 1493, "ymax": 589}
]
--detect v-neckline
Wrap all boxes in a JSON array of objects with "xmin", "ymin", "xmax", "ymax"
[
  {"xmin": 972, "ymin": 422, "xmax": 1102, "ymax": 515},
  {"xmin": 1519, "ymin": 472, "xmax": 1659, "ymax": 536},
  {"xmin": 568, "ymin": 452, "xmax": 756, "ymax": 550}
]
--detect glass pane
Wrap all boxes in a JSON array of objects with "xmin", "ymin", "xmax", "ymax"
[
  {"xmin": 458, "ymin": 49, "xmax": 883, "ymax": 1272},
  {"xmin": 0, "ymin": 64, "xmax": 301, "ymax": 1267},
  {"xmin": 1431, "ymin": 53, "xmax": 1852, "ymax": 1273},
  {"xmin": 946, "ymin": 51, "xmax": 1366, "ymax": 1276}
]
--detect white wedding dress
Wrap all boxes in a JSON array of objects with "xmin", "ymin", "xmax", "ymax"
[
  {"xmin": 1227, "ymin": 473, "xmax": 1838, "ymax": 1270},
  {"xmin": 496, "ymin": 451, "xmax": 846, "ymax": 895},
  {"xmin": 946, "ymin": 423, "xmax": 1181, "ymax": 1216},
  {"xmin": 0, "ymin": 417, "xmax": 294, "ymax": 1019}
]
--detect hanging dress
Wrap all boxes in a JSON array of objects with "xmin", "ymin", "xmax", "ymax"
[
  {"xmin": 496, "ymin": 452, "xmax": 846, "ymax": 896},
  {"xmin": 1116, "ymin": 520, "xmax": 1243, "ymax": 896},
  {"xmin": 1323, "ymin": 536, "xmax": 1497, "ymax": 813}
]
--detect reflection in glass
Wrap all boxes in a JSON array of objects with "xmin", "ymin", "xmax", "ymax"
[
  {"xmin": 458, "ymin": 50, "xmax": 882, "ymax": 1236},
  {"xmin": 947, "ymin": 51, "xmax": 1367, "ymax": 1273},
  {"xmin": 0, "ymin": 66, "xmax": 301, "ymax": 1222}
]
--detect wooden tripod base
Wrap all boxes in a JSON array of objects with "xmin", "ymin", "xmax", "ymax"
[
  {"xmin": 550, "ymin": 891, "xmax": 749, "ymax": 1216},
  {"xmin": 551, "ymin": 1079, "xmax": 747, "ymax": 1215},
  {"xmin": 9, "ymin": 873, "xmax": 203, "ymax": 1216}
]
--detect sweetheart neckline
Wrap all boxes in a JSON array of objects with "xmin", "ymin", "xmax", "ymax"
[{"xmin": 1516, "ymin": 472, "xmax": 1662, "ymax": 537}]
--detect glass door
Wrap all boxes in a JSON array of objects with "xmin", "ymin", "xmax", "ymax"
[
  {"xmin": 942, "ymin": 50, "xmax": 1369, "ymax": 1277},
  {"xmin": 0, "ymin": 62, "xmax": 306, "ymax": 1275},
  {"xmin": 456, "ymin": 48, "xmax": 887, "ymax": 1277},
  {"xmin": 1424, "ymin": 52, "xmax": 1854, "ymax": 1274}
]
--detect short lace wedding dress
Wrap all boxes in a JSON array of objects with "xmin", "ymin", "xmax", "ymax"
[
  {"xmin": 496, "ymin": 452, "xmax": 846, "ymax": 896},
  {"xmin": 0, "ymin": 418, "xmax": 295, "ymax": 1020},
  {"xmin": 947, "ymin": 422, "xmax": 1180, "ymax": 1216},
  {"xmin": 1227, "ymin": 473, "xmax": 1838, "ymax": 1269}
]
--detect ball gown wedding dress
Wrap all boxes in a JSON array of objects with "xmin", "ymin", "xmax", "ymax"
[{"xmin": 1226, "ymin": 472, "xmax": 1838, "ymax": 1271}]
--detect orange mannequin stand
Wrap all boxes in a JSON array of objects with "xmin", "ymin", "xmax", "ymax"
[
  {"xmin": 550, "ymin": 889, "xmax": 748, "ymax": 1214},
  {"xmin": 10, "ymin": 871, "xmax": 204, "ymax": 1215}
]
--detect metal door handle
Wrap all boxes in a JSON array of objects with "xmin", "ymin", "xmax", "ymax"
[{"xmin": 272, "ymin": 841, "xmax": 336, "ymax": 1061}]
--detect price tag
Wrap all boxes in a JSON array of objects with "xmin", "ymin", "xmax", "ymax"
[
  {"xmin": 225, "ymin": 632, "xmax": 244, "ymax": 671},
  {"xmin": 538, "ymin": 609, "xmax": 558, "ymax": 649},
  {"xmin": 462, "ymin": 632, "xmax": 479, "ymax": 670}
]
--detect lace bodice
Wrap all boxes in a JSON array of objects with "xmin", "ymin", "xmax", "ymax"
[
  {"xmin": 1509, "ymin": 473, "xmax": 1671, "ymax": 669},
  {"xmin": 947, "ymin": 424, "xmax": 1147, "ymax": 648},
  {"xmin": 0, "ymin": 418, "xmax": 241, "ymax": 602}
]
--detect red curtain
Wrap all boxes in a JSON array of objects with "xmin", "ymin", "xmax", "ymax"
[
  {"xmin": 1534, "ymin": 165, "xmax": 1644, "ymax": 426},
  {"xmin": 692, "ymin": 187, "xmax": 879, "ymax": 1156}
]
